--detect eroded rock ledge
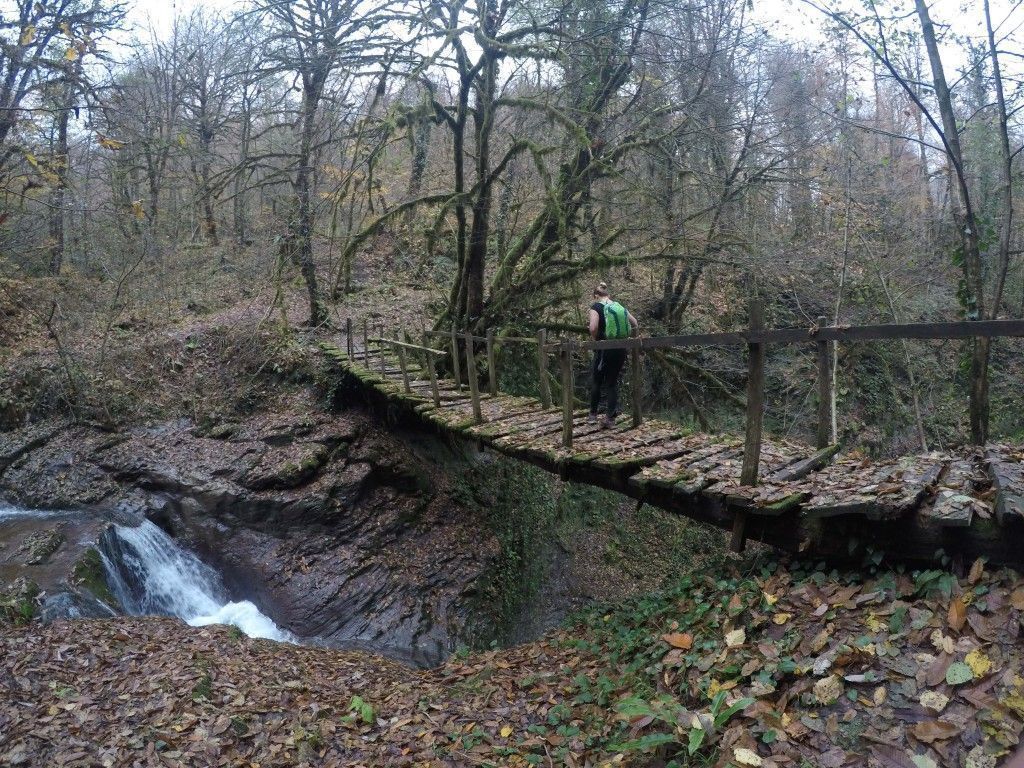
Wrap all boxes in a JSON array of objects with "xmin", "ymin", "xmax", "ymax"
[{"xmin": 0, "ymin": 397, "xmax": 497, "ymax": 666}]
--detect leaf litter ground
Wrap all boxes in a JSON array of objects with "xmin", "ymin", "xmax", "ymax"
[{"xmin": 4, "ymin": 559, "xmax": 1024, "ymax": 767}]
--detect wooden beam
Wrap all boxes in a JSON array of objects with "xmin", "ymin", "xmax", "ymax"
[
  {"xmin": 346, "ymin": 317, "xmax": 353, "ymax": 360},
  {"xmin": 560, "ymin": 340, "xmax": 574, "ymax": 448},
  {"xmin": 450, "ymin": 326, "xmax": 463, "ymax": 391},
  {"xmin": 631, "ymin": 347, "xmax": 642, "ymax": 428},
  {"xmin": 487, "ymin": 328, "xmax": 498, "ymax": 397},
  {"xmin": 735, "ymin": 299, "xmax": 766, "ymax": 553},
  {"xmin": 816, "ymin": 315, "xmax": 833, "ymax": 449},
  {"xmin": 464, "ymin": 332, "xmax": 483, "ymax": 423},
  {"xmin": 395, "ymin": 331, "xmax": 411, "ymax": 394},
  {"xmin": 537, "ymin": 329, "xmax": 552, "ymax": 410}
]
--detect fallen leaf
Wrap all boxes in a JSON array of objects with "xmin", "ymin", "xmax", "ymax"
[
  {"xmin": 945, "ymin": 662, "xmax": 973, "ymax": 686},
  {"xmin": 919, "ymin": 691, "xmax": 948, "ymax": 713},
  {"xmin": 725, "ymin": 628, "xmax": 746, "ymax": 648},
  {"xmin": 772, "ymin": 613, "xmax": 792, "ymax": 625},
  {"xmin": 965, "ymin": 648, "xmax": 992, "ymax": 678},
  {"xmin": 814, "ymin": 675, "xmax": 843, "ymax": 705},
  {"xmin": 662, "ymin": 632, "xmax": 693, "ymax": 650},
  {"xmin": 911, "ymin": 719, "xmax": 960, "ymax": 743},
  {"xmin": 968, "ymin": 558, "xmax": 985, "ymax": 584},
  {"xmin": 734, "ymin": 747, "xmax": 763, "ymax": 766},
  {"xmin": 947, "ymin": 597, "xmax": 967, "ymax": 632}
]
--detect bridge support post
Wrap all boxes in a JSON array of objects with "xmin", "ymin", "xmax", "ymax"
[
  {"xmin": 423, "ymin": 332, "xmax": 441, "ymax": 407},
  {"xmin": 464, "ymin": 332, "xmax": 484, "ymax": 423},
  {"xmin": 346, "ymin": 318, "xmax": 353, "ymax": 360},
  {"xmin": 537, "ymin": 329, "xmax": 552, "ymax": 410},
  {"xmin": 487, "ymin": 329, "xmax": 498, "ymax": 396},
  {"xmin": 450, "ymin": 326, "xmax": 463, "ymax": 391},
  {"xmin": 631, "ymin": 347, "xmax": 642, "ymax": 428},
  {"xmin": 736, "ymin": 298, "xmax": 766, "ymax": 552},
  {"xmin": 396, "ymin": 331, "xmax": 411, "ymax": 394},
  {"xmin": 560, "ymin": 340, "xmax": 574, "ymax": 448},
  {"xmin": 816, "ymin": 315, "xmax": 834, "ymax": 449}
]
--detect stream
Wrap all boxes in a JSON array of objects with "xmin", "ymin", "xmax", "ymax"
[{"xmin": 1, "ymin": 505, "xmax": 292, "ymax": 642}]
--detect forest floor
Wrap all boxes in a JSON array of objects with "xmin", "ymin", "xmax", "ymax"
[{"xmin": 5, "ymin": 560, "xmax": 1024, "ymax": 767}]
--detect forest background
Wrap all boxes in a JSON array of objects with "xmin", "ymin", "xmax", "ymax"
[{"xmin": 0, "ymin": 0, "xmax": 1021, "ymax": 456}]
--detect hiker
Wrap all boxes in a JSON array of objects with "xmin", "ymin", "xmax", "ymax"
[{"xmin": 588, "ymin": 282, "xmax": 639, "ymax": 428}]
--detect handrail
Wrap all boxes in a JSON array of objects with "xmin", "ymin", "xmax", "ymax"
[{"xmin": 369, "ymin": 337, "xmax": 447, "ymax": 356}]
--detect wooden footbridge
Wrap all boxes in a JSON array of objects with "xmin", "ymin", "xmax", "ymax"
[{"xmin": 321, "ymin": 306, "xmax": 1024, "ymax": 567}]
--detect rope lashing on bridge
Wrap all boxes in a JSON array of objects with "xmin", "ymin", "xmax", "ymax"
[{"xmin": 328, "ymin": 306, "xmax": 1024, "ymax": 564}]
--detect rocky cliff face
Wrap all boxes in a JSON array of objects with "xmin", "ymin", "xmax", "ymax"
[{"xmin": 0, "ymin": 396, "xmax": 497, "ymax": 666}]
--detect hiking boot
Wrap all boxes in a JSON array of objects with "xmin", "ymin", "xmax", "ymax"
[
  {"xmin": 587, "ymin": 413, "xmax": 599, "ymax": 425},
  {"xmin": 600, "ymin": 416, "xmax": 616, "ymax": 430}
]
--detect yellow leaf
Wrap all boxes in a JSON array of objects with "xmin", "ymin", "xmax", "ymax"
[
  {"xmin": 872, "ymin": 686, "xmax": 887, "ymax": 706},
  {"xmin": 131, "ymin": 200, "xmax": 145, "ymax": 220},
  {"xmin": 965, "ymin": 649, "xmax": 993, "ymax": 678},
  {"xmin": 866, "ymin": 613, "xmax": 885, "ymax": 633},
  {"xmin": 65, "ymin": 46, "xmax": 79, "ymax": 61},
  {"xmin": 763, "ymin": 592, "xmax": 779, "ymax": 606},
  {"xmin": 98, "ymin": 135, "xmax": 126, "ymax": 150},
  {"xmin": 20, "ymin": 25, "xmax": 36, "ymax": 46},
  {"xmin": 919, "ymin": 691, "xmax": 949, "ymax": 712},
  {"xmin": 500, "ymin": 725, "xmax": 513, "ymax": 738},
  {"xmin": 813, "ymin": 675, "xmax": 843, "ymax": 705},
  {"xmin": 968, "ymin": 558, "xmax": 985, "ymax": 584},
  {"xmin": 772, "ymin": 613, "xmax": 792, "ymax": 625},
  {"xmin": 725, "ymin": 628, "xmax": 745, "ymax": 648},
  {"xmin": 734, "ymin": 747, "xmax": 763, "ymax": 766}
]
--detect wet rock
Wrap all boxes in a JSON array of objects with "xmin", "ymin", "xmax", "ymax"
[{"xmin": 0, "ymin": 405, "xmax": 495, "ymax": 664}]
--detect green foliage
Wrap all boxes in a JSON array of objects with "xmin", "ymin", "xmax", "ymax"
[{"xmin": 343, "ymin": 695, "xmax": 375, "ymax": 725}]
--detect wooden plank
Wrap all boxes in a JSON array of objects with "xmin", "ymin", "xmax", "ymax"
[
  {"xmin": 921, "ymin": 456, "xmax": 984, "ymax": 528},
  {"xmin": 768, "ymin": 443, "xmax": 841, "ymax": 483},
  {"xmin": 985, "ymin": 446, "xmax": 1024, "ymax": 524}
]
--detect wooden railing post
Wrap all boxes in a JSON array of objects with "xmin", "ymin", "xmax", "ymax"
[
  {"xmin": 537, "ymin": 329, "xmax": 552, "ymax": 410},
  {"xmin": 423, "ymin": 332, "xmax": 441, "ymax": 407},
  {"xmin": 735, "ymin": 299, "xmax": 766, "ymax": 553},
  {"xmin": 379, "ymin": 324, "xmax": 387, "ymax": 376},
  {"xmin": 395, "ymin": 331, "xmax": 411, "ymax": 394},
  {"xmin": 560, "ymin": 340, "xmax": 574, "ymax": 448},
  {"xmin": 631, "ymin": 346, "xmax": 642, "ymax": 428},
  {"xmin": 816, "ymin": 315, "xmax": 834, "ymax": 449},
  {"xmin": 486, "ymin": 329, "xmax": 498, "ymax": 396},
  {"xmin": 362, "ymin": 319, "xmax": 369, "ymax": 365},
  {"xmin": 346, "ymin": 317, "xmax": 353, "ymax": 360},
  {"xmin": 450, "ymin": 326, "xmax": 463, "ymax": 391},
  {"xmin": 464, "ymin": 332, "xmax": 483, "ymax": 423}
]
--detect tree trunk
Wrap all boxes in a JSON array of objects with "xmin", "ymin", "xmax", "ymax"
[
  {"xmin": 48, "ymin": 79, "xmax": 71, "ymax": 275},
  {"xmin": 915, "ymin": 0, "xmax": 987, "ymax": 444}
]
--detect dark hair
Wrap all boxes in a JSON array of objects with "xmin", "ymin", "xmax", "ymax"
[{"xmin": 593, "ymin": 282, "xmax": 609, "ymax": 298}]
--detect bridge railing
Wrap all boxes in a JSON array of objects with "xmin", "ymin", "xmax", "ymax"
[{"xmin": 343, "ymin": 307, "xmax": 1024, "ymax": 488}]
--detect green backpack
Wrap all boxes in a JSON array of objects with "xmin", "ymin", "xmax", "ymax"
[{"xmin": 602, "ymin": 301, "xmax": 630, "ymax": 340}]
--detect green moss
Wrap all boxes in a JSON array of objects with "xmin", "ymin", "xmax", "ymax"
[
  {"xmin": 0, "ymin": 577, "xmax": 40, "ymax": 626},
  {"xmin": 71, "ymin": 548, "xmax": 119, "ymax": 609}
]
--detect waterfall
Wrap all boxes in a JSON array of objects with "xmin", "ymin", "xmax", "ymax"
[{"xmin": 99, "ymin": 519, "xmax": 293, "ymax": 643}]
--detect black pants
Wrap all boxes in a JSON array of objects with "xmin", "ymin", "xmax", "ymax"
[{"xmin": 590, "ymin": 349, "xmax": 627, "ymax": 417}]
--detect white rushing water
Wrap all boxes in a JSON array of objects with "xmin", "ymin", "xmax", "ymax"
[{"xmin": 100, "ymin": 519, "xmax": 294, "ymax": 643}]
